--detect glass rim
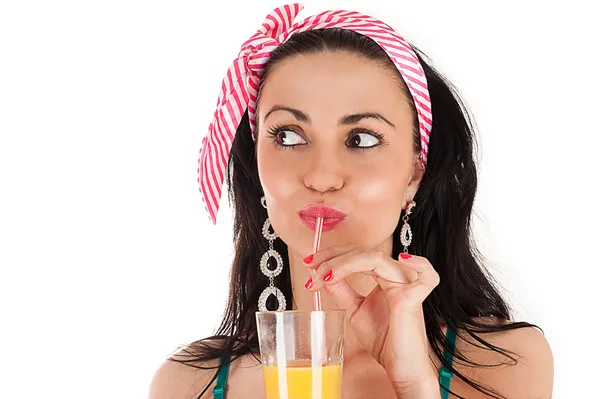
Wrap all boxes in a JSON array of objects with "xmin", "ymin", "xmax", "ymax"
[{"xmin": 255, "ymin": 309, "xmax": 347, "ymax": 316}]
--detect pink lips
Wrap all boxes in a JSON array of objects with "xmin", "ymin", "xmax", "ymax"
[{"xmin": 298, "ymin": 204, "xmax": 347, "ymax": 232}]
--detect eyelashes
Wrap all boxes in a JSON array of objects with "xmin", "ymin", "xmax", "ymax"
[
  {"xmin": 265, "ymin": 124, "xmax": 388, "ymax": 151},
  {"xmin": 266, "ymin": 124, "xmax": 306, "ymax": 148}
]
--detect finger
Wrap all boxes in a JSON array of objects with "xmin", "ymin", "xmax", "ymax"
[
  {"xmin": 302, "ymin": 244, "xmax": 357, "ymax": 269},
  {"xmin": 308, "ymin": 251, "xmax": 416, "ymax": 292},
  {"xmin": 321, "ymin": 277, "xmax": 364, "ymax": 318},
  {"xmin": 387, "ymin": 255, "xmax": 441, "ymax": 306},
  {"xmin": 323, "ymin": 280, "xmax": 384, "ymax": 356},
  {"xmin": 397, "ymin": 254, "xmax": 440, "ymax": 288}
]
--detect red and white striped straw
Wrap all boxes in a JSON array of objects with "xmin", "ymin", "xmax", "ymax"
[{"xmin": 311, "ymin": 217, "xmax": 324, "ymax": 311}]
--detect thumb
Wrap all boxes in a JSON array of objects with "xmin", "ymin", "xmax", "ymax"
[
  {"xmin": 323, "ymin": 279, "xmax": 363, "ymax": 320},
  {"xmin": 325, "ymin": 281, "xmax": 386, "ymax": 359}
]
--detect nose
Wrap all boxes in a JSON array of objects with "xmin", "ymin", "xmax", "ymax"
[{"xmin": 303, "ymin": 148, "xmax": 345, "ymax": 193}]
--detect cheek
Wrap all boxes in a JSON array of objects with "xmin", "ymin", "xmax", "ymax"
[
  {"xmin": 352, "ymin": 159, "xmax": 407, "ymax": 204},
  {"xmin": 257, "ymin": 147, "xmax": 296, "ymax": 200},
  {"xmin": 354, "ymin": 175, "xmax": 401, "ymax": 202},
  {"xmin": 257, "ymin": 141, "xmax": 411, "ymax": 249},
  {"xmin": 355, "ymin": 176, "xmax": 405, "ymax": 224},
  {"xmin": 348, "ymin": 161, "xmax": 408, "ymax": 243},
  {"xmin": 256, "ymin": 145, "xmax": 307, "ymax": 251},
  {"xmin": 256, "ymin": 144, "xmax": 301, "ymax": 233}
]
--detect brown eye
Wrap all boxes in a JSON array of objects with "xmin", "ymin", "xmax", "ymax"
[
  {"xmin": 274, "ymin": 129, "xmax": 306, "ymax": 146},
  {"xmin": 347, "ymin": 132, "xmax": 380, "ymax": 148}
]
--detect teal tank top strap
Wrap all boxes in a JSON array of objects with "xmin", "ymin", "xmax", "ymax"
[
  {"xmin": 213, "ymin": 355, "xmax": 231, "ymax": 399},
  {"xmin": 440, "ymin": 327, "xmax": 457, "ymax": 398}
]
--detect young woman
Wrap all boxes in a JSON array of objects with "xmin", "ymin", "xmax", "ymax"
[{"xmin": 150, "ymin": 4, "xmax": 553, "ymax": 398}]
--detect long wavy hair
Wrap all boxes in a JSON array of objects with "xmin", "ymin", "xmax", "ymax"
[{"xmin": 172, "ymin": 28, "xmax": 539, "ymax": 399}]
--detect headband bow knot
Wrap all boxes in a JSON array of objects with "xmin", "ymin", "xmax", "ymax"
[
  {"xmin": 198, "ymin": 3, "xmax": 432, "ymax": 224},
  {"xmin": 240, "ymin": 40, "xmax": 280, "ymax": 73}
]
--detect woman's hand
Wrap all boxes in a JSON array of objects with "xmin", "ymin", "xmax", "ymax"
[{"xmin": 303, "ymin": 245, "xmax": 441, "ymax": 398}]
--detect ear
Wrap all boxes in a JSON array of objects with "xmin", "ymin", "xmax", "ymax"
[{"xmin": 404, "ymin": 155, "xmax": 424, "ymax": 208}]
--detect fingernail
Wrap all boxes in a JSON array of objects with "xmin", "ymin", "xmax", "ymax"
[
  {"xmin": 305, "ymin": 277, "xmax": 313, "ymax": 289},
  {"xmin": 303, "ymin": 254, "xmax": 314, "ymax": 264},
  {"xmin": 400, "ymin": 253, "xmax": 413, "ymax": 260},
  {"xmin": 323, "ymin": 270, "xmax": 334, "ymax": 282}
]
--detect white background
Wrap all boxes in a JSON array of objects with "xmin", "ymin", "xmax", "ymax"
[{"xmin": 1, "ymin": 0, "xmax": 598, "ymax": 398}]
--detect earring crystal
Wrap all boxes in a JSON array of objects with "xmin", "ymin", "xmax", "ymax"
[
  {"xmin": 400, "ymin": 201, "xmax": 416, "ymax": 253},
  {"xmin": 258, "ymin": 196, "xmax": 286, "ymax": 312}
]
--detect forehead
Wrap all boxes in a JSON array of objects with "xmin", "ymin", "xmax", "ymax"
[{"xmin": 257, "ymin": 52, "xmax": 413, "ymax": 126}]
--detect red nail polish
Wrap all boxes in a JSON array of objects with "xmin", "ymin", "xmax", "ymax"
[
  {"xmin": 323, "ymin": 270, "xmax": 334, "ymax": 282},
  {"xmin": 303, "ymin": 254, "xmax": 314, "ymax": 264},
  {"xmin": 400, "ymin": 253, "xmax": 413, "ymax": 260},
  {"xmin": 305, "ymin": 278, "xmax": 313, "ymax": 289}
]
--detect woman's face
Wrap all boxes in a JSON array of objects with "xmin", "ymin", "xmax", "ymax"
[{"xmin": 256, "ymin": 51, "xmax": 423, "ymax": 258}]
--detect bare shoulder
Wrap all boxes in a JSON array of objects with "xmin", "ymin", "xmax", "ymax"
[
  {"xmin": 148, "ymin": 345, "xmax": 220, "ymax": 399},
  {"xmin": 148, "ymin": 342, "xmax": 263, "ymax": 399},
  {"xmin": 453, "ymin": 317, "xmax": 554, "ymax": 398}
]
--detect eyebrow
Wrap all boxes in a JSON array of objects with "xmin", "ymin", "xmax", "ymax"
[{"xmin": 263, "ymin": 105, "xmax": 396, "ymax": 129}]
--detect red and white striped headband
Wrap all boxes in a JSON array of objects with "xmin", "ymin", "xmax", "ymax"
[{"xmin": 198, "ymin": 3, "xmax": 432, "ymax": 224}]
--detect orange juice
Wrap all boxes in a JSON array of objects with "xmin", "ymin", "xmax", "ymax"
[{"xmin": 262, "ymin": 361, "xmax": 343, "ymax": 399}]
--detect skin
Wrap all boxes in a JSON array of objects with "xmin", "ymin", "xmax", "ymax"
[
  {"xmin": 256, "ymin": 52, "xmax": 422, "ymax": 312},
  {"xmin": 149, "ymin": 52, "xmax": 553, "ymax": 399},
  {"xmin": 256, "ymin": 51, "xmax": 434, "ymax": 396}
]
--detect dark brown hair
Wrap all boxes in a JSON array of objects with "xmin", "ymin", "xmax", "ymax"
[{"xmin": 172, "ymin": 28, "xmax": 540, "ymax": 398}]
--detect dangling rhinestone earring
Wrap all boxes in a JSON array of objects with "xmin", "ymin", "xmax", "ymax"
[
  {"xmin": 400, "ymin": 201, "xmax": 416, "ymax": 253},
  {"xmin": 258, "ymin": 196, "xmax": 287, "ymax": 312}
]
